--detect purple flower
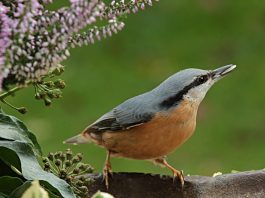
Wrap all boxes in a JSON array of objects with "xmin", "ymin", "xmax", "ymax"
[
  {"xmin": 0, "ymin": 0, "xmax": 157, "ymax": 90},
  {"xmin": 0, "ymin": 3, "xmax": 12, "ymax": 90}
]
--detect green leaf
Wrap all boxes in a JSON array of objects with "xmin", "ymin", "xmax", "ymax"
[
  {"xmin": 0, "ymin": 192, "xmax": 8, "ymax": 198},
  {"xmin": 40, "ymin": 181, "xmax": 61, "ymax": 198},
  {"xmin": 8, "ymin": 181, "xmax": 32, "ymax": 198},
  {"xmin": 0, "ymin": 158, "xmax": 21, "ymax": 177},
  {"xmin": 0, "ymin": 140, "xmax": 74, "ymax": 198},
  {"xmin": 0, "ymin": 109, "xmax": 41, "ymax": 156},
  {"xmin": 0, "ymin": 176, "xmax": 24, "ymax": 195},
  {"xmin": 0, "ymin": 110, "xmax": 75, "ymax": 198},
  {"xmin": 0, "ymin": 147, "xmax": 21, "ymax": 174}
]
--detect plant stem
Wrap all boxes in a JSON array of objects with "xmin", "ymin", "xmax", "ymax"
[
  {"xmin": 0, "ymin": 80, "xmax": 32, "ymax": 100},
  {"xmin": 0, "ymin": 98, "xmax": 20, "ymax": 110},
  {"xmin": 0, "ymin": 86, "xmax": 23, "ymax": 100}
]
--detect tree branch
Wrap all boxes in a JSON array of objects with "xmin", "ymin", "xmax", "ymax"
[{"xmin": 86, "ymin": 170, "xmax": 265, "ymax": 198}]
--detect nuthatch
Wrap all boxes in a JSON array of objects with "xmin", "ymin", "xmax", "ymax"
[{"xmin": 64, "ymin": 64, "xmax": 236, "ymax": 188}]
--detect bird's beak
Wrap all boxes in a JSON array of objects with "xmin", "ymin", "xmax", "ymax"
[{"xmin": 211, "ymin": 64, "xmax": 237, "ymax": 81}]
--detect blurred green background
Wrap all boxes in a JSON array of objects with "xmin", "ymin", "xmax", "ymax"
[{"xmin": 4, "ymin": 0, "xmax": 265, "ymax": 176}]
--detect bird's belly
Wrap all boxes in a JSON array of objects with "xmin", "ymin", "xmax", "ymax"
[{"xmin": 100, "ymin": 100, "xmax": 198, "ymax": 159}]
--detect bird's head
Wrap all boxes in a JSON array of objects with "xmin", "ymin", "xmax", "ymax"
[{"xmin": 155, "ymin": 64, "xmax": 237, "ymax": 109}]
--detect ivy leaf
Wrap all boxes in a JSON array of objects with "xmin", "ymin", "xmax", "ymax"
[
  {"xmin": 0, "ymin": 110, "xmax": 75, "ymax": 198},
  {"xmin": 8, "ymin": 181, "xmax": 32, "ymax": 198},
  {"xmin": 0, "ymin": 176, "xmax": 24, "ymax": 195},
  {"xmin": 0, "ymin": 109, "xmax": 41, "ymax": 156},
  {"xmin": 0, "ymin": 192, "xmax": 8, "ymax": 198},
  {"xmin": 0, "ymin": 147, "xmax": 22, "ymax": 174}
]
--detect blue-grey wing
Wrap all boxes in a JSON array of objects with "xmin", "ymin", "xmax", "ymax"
[{"xmin": 88, "ymin": 99, "xmax": 155, "ymax": 133}]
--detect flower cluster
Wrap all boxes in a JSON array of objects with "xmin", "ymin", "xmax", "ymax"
[
  {"xmin": 0, "ymin": 4, "xmax": 12, "ymax": 89},
  {"xmin": 0, "ymin": 0, "xmax": 157, "ymax": 90},
  {"xmin": 43, "ymin": 149, "xmax": 94, "ymax": 198},
  {"xmin": 34, "ymin": 65, "xmax": 66, "ymax": 107}
]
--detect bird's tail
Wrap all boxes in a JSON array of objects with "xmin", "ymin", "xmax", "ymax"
[{"xmin": 63, "ymin": 132, "xmax": 91, "ymax": 145}]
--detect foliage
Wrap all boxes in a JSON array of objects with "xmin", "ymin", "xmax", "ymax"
[
  {"xmin": 0, "ymin": 109, "xmax": 75, "ymax": 197},
  {"xmin": 0, "ymin": 108, "xmax": 114, "ymax": 197},
  {"xmin": 0, "ymin": 176, "xmax": 24, "ymax": 196}
]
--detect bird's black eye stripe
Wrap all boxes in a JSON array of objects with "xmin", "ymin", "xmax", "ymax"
[
  {"xmin": 159, "ymin": 73, "xmax": 209, "ymax": 109},
  {"xmin": 196, "ymin": 75, "xmax": 208, "ymax": 85}
]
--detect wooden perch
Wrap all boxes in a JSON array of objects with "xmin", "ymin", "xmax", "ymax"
[{"xmin": 86, "ymin": 170, "xmax": 265, "ymax": 198}]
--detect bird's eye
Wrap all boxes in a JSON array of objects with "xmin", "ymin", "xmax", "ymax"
[{"xmin": 197, "ymin": 75, "xmax": 208, "ymax": 84}]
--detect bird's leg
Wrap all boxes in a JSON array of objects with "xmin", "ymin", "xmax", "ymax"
[
  {"xmin": 103, "ymin": 150, "xmax": 112, "ymax": 189},
  {"xmin": 154, "ymin": 157, "xmax": 184, "ymax": 187}
]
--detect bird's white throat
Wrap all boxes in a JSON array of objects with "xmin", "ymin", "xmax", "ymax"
[{"xmin": 183, "ymin": 79, "xmax": 214, "ymax": 104}]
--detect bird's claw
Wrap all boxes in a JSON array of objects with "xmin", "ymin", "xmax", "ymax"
[
  {"xmin": 172, "ymin": 169, "xmax": 185, "ymax": 187},
  {"xmin": 103, "ymin": 163, "xmax": 112, "ymax": 189}
]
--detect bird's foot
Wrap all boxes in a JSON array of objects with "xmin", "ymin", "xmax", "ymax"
[
  {"xmin": 172, "ymin": 169, "xmax": 184, "ymax": 187},
  {"xmin": 153, "ymin": 158, "xmax": 185, "ymax": 187},
  {"xmin": 102, "ymin": 163, "xmax": 113, "ymax": 189}
]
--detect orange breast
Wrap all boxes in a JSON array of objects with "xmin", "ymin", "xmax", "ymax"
[{"xmin": 97, "ymin": 99, "xmax": 199, "ymax": 160}]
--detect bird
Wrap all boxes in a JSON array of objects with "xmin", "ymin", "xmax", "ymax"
[{"xmin": 64, "ymin": 64, "xmax": 236, "ymax": 188}]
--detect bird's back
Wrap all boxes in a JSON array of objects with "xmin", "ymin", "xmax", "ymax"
[{"xmin": 86, "ymin": 91, "xmax": 158, "ymax": 135}]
